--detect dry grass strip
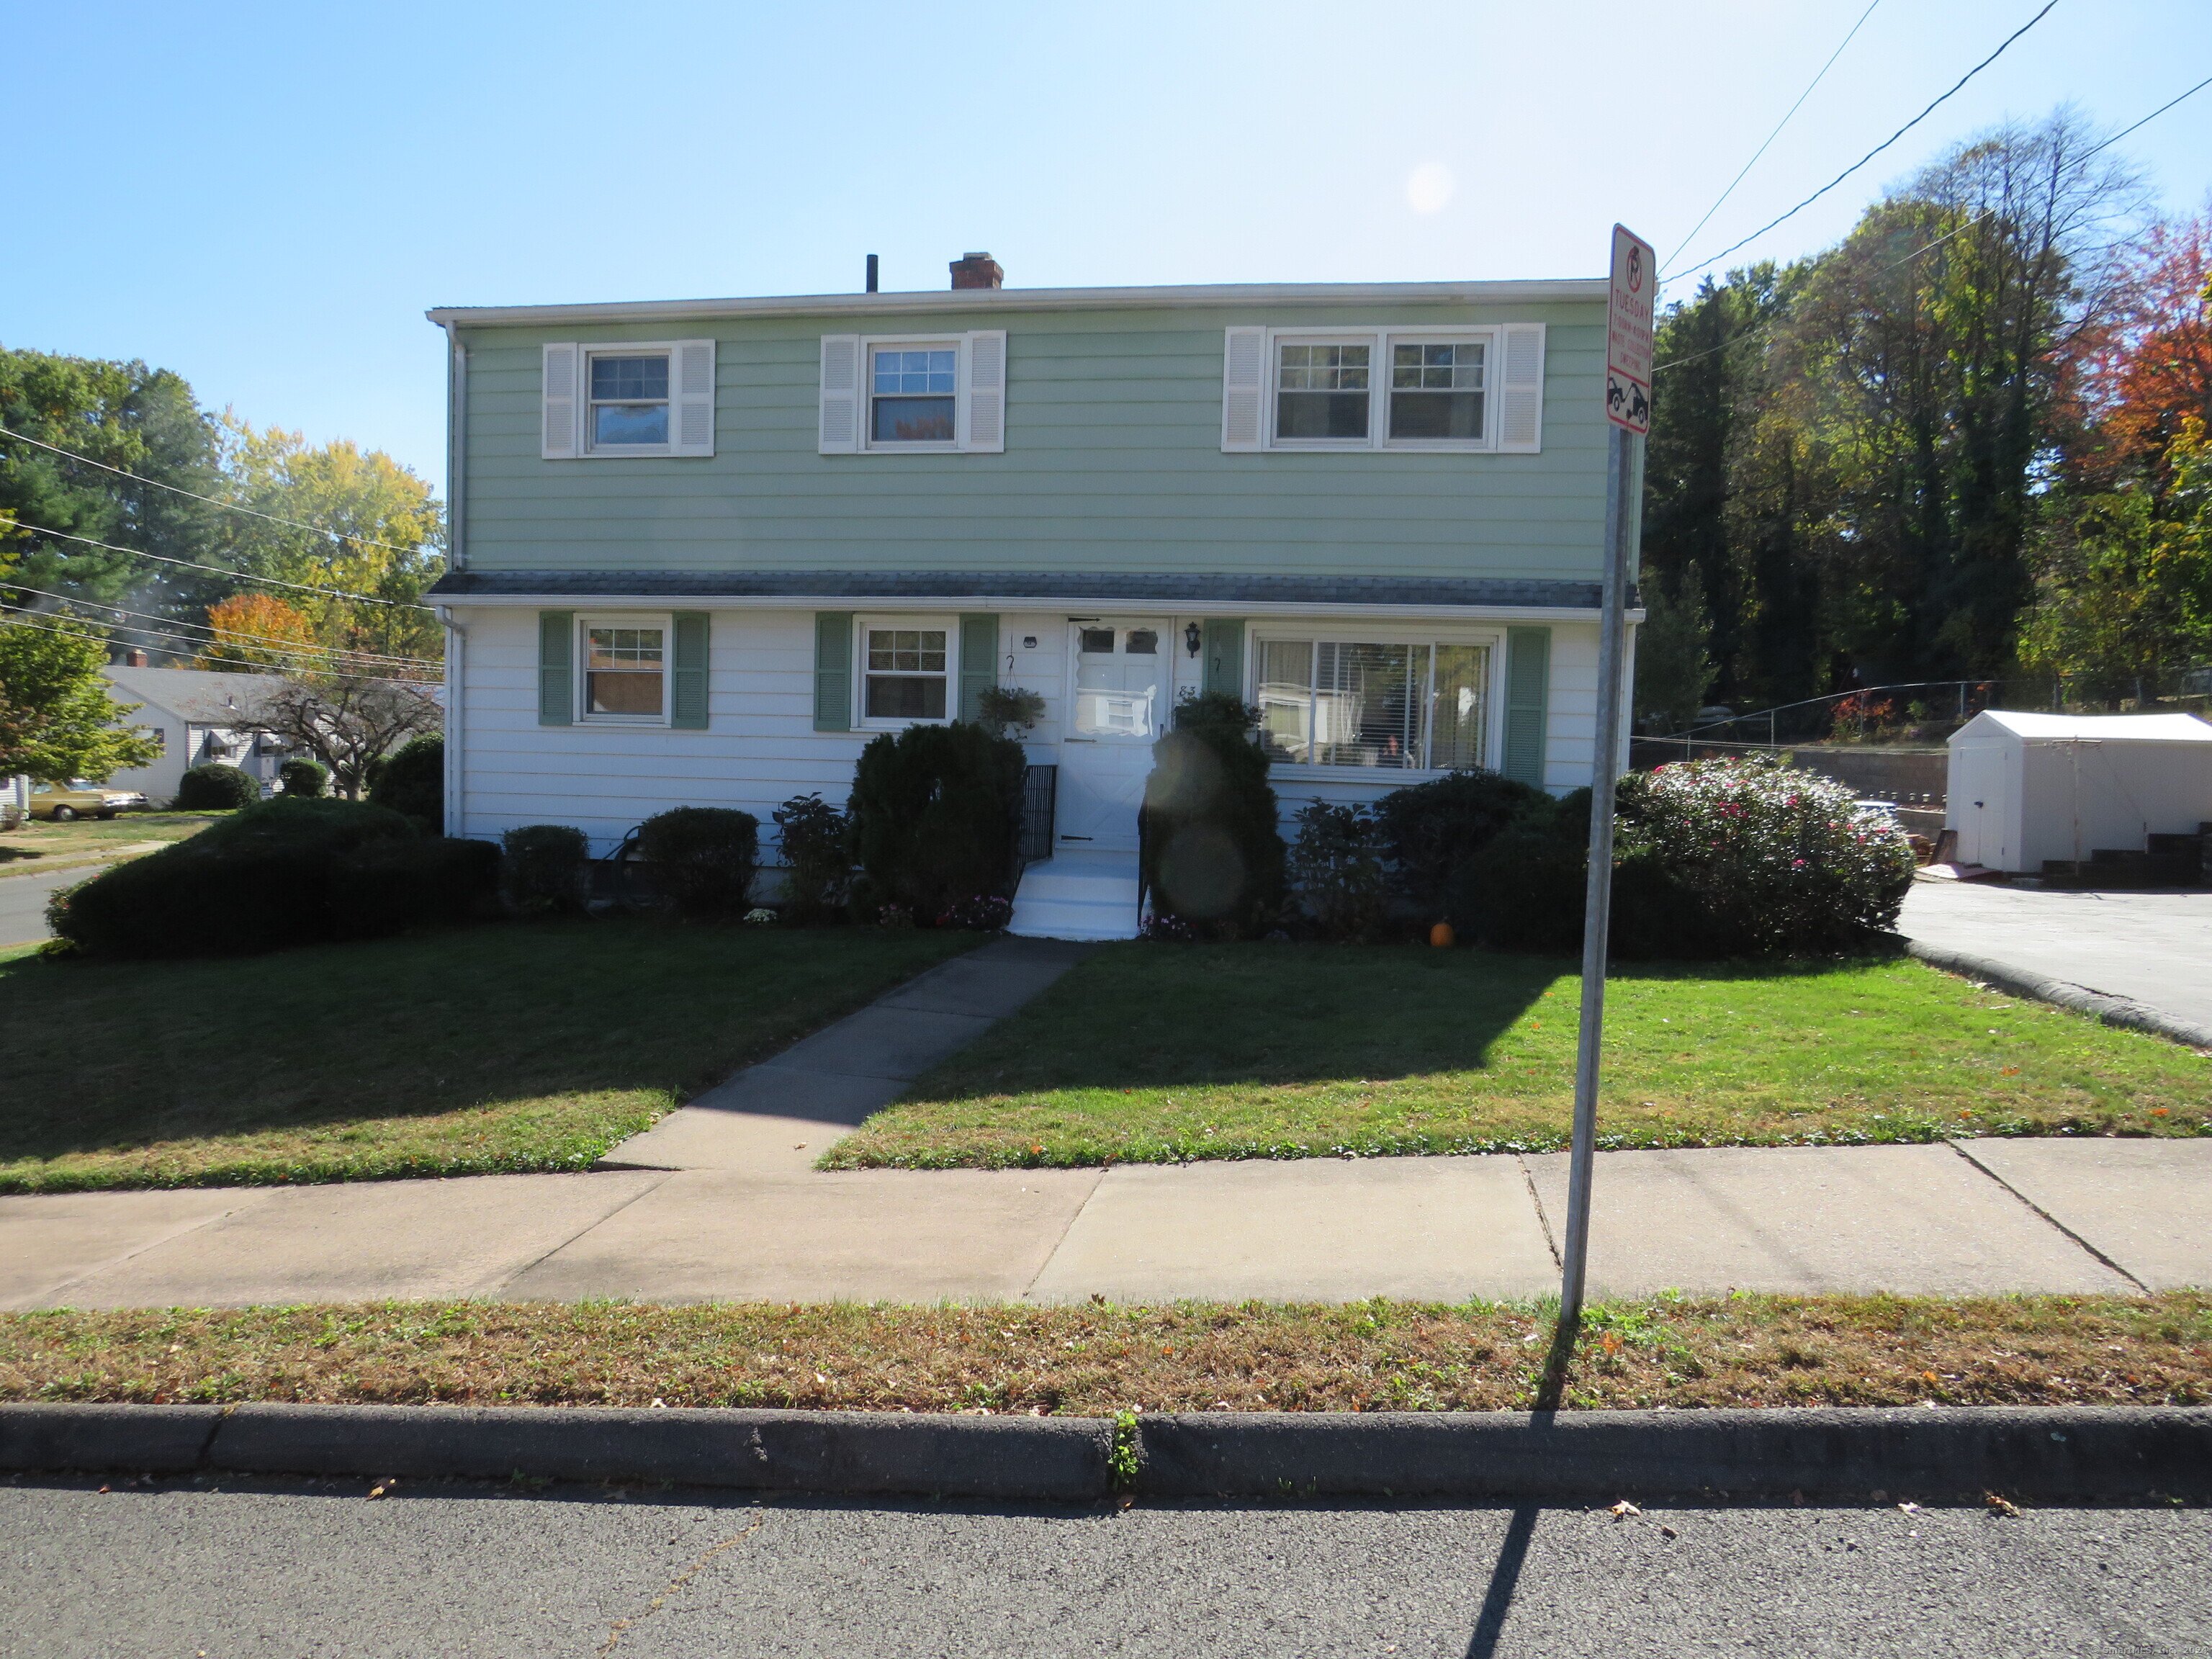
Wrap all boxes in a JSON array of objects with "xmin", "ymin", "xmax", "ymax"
[{"xmin": 4, "ymin": 1293, "xmax": 2207, "ymax": 1416}]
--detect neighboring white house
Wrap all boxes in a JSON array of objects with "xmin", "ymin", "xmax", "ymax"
[
  {"xmin": 1945, "ymin": 710, "xmax": 2212, "ymax": 873},
  {"xmin": 101, "ymin": 665, "xmax": 293, "ymax": 804}
]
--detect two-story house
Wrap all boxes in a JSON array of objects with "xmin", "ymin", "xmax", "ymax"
[{"xmin": 425, "ymin": 253, "xmax": 1640, "ymax": 938}]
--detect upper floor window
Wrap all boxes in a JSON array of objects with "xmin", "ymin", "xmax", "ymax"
[
  {"xmin": 1220, "ymin": 325, "xmax": 1544, "ymax": 454},
  {"xmin": 871, "ymin": 347, "xmax": 958, "ymax": 444},
  {"xmin": 588, "ymin": 354, "xmax": 670, "ymax": 449}
]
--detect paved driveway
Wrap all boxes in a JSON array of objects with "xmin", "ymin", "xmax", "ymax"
[{"xmin": 1899, "ymin": 878, "xmax": 2212, "ymax": 1030}]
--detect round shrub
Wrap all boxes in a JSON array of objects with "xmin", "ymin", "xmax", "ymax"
[
  {"xmin": 1139, "ymin": 693, "xmax": 1285, "ymax": 933},
  {"xmin": 278, "ymin": 757, "xmax": 328, "ymax": 797},
  {"xmin": 50, "ymin": 797, "xmax": 418, "ymax": 958},
  {"xmin": 1371, "ymin": 768, "xmax": 1552, "ymax": 918},
  {"xmin": 1452, "ymin": 826, "xmax": 1586, "ymax": 953},
  {"xmin": 637, "ymin": 806, "xmax": 760, "ymax": 919},
  {"xmin": 771, "ymin": 792, "xmax": 851, "ymax": 922},
  {"xmin": 1286, "ymin": 799, "xmax": 1386, "ymax": 941},
  {"xmin": 848, "ymin": 723, "xmax": 1027, "ymax": 921},
  {"xmin": 173, "ymin": 763, "xmax": 260, "ymax": 811},
  {"xmin": 369, "ymin": 734, "xmax": 444, "ymax": 830},
  {"xmin": 500, "ymin": 824, "xmax": 590, "ymax": 917}
]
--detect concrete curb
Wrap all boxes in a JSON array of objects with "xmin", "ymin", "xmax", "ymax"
[
  {"xmin": 1906, "ymin": 939, "xmax": 2212, "ymax": 1050},
  {"xmin": 5, "ymin": 1403, "xmax": 2208, "ymax": 1502}
]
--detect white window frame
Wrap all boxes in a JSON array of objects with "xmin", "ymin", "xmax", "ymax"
[
  {"xmin": 862, "ymin": 336, "xmax": 966, "ymax": 453},
  {"xmin": 576, "ymin": 611, "xmax": 673, "ymax": 727},
  {"xmin": 1249, "ymin": 623, "xmax": 1505, "ymax": 778},
  {"xmin": 853, "ymin": 613, "xmax": 960, "ymax": 729},
  {"xmin": 582, "ymin": 346, "xmax": 676, "ymax": 456},
  {"xmin": 1261, "ymin": 326, "xmax": 1503, "ymax": 452}
]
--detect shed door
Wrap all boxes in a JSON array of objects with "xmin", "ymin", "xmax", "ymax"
[{"xmin": 1953, "ymin": 746, "xmax": 2010, "ymax": 869}]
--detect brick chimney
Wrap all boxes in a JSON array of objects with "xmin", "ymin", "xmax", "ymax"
[
  {"xmin": 949, "ymin": 251, "xmax": 1003, "ymax": 290},
  {"xmin": 124, "ymin": 648, "xmax": 148, "ymax": 667}
]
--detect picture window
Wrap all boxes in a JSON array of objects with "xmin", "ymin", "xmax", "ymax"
[{"xmin": 1256, "ymin": 637, "xmax": 1493, "ymax": 770}]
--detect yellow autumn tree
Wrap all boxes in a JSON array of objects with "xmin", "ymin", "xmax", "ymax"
[{"xmin": 197, "ymin": 592, "xmax": 322, "ymax": 673}]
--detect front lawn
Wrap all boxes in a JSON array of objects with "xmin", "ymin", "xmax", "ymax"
[
  {"xmin": 4, "ymin": 1292, "xmax": 2206, "ymax": 1413},
  {"xmin": 0, "ymin": 811, "xmax": 225, "ymax": 873},
  {"xmin": 825, "ymin": 944, "xmax": 2211, "ymax": 1169},
  {"xmin": 0, "ymin": 922, "xmax": 976, "ymax": 1192}
]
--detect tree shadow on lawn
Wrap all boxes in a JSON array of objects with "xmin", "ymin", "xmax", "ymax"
[
  {"xmin": 0, "ymin": 920, "xmax": 974, "ymax": 1166},
  {"xmin": 904, "ymin": 943, "xmax": 1896, "ymax": 1102}
]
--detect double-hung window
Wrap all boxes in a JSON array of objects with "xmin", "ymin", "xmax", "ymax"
[
  {"xmin": 580, "ymin": 616, "xmax": 668, "ymax": 723},
  {"xmin": 858, "ymin": 617, "xmax": 954, "ymax": 724},
  {"xmin": 870, "ymin": 346, "xmax": 958, "ymax": 444},
  {"xmin": 539, "ymin": 340, "xmax": 716, "ymax": 459},
  {"xmin": 1256, "ymin": 634, "xmax": 1495, "ymax": 770},
  {"xmin": 1220, "ymin": 324, "xmax": 1543, "ymax": 453},
  {"xmin": 588, "ymin": 353, "xmax": 670, "ymax": 449},
  {"xmin": 817, "ymin": 333, "xmax": 1007, "ymax": 454}
]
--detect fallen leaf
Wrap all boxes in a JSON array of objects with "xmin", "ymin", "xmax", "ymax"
[
  {"xmin": 1984, "ymin": 1492, "xmax": 2020, "ymax": 1518},
  {"xmin": 1898, "ymin": 1501, "xmax": 1921, "ymax": 1515},
  {"xmin": 1609, "ymin": 1500, "xmax": 1640, "ymax": 1519}
]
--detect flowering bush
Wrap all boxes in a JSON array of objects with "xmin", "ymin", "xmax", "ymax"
[
  {"xmin": 743, "ymin": 907, "xmax": 780, "ymax": 927},
  {"xmin": 938, "ymin": 894, "xmax": 1014, "ymax": 931},
  {"xmin": 1613, "ymin": 754, "xmax": 1915, "ymax": 956},
  {"xmin": 1138, "ymin": 912, "xmax": 1205, "ymax": 943}
]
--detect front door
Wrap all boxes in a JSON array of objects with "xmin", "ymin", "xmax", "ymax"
[{"xmin": 1056, "ymin": 620, "xmax": 1165, "ymax": 852}]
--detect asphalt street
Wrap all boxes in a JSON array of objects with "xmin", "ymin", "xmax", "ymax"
[
  {"xmin": 6, "ymin": 1476, "xmax": 2206, "ymax": 1657},
  {"xmin": 0, "ymin": 866, "xmax": 78, "ymax": 947}
]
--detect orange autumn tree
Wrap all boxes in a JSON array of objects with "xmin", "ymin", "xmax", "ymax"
[{"xmin": 197, "ymin": 591, "xmax": 322, "ymax": 673}]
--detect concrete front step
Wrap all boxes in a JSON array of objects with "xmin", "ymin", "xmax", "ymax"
[{"xmin": 1008, "ymin": 851, "xmax": 1141, "ymax": 941}]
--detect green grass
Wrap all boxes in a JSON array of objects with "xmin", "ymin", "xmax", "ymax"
[
  {"xmin": 0, "ymin": 810, "xmax": 225, "ymax": 871},
  {"xmin": 824, "ymin": 943, "xmax": 2212, "ymax": 1169},
  {"xmin": 0, "ymin": 921, "xmax": 977, "ymax": 1192}
]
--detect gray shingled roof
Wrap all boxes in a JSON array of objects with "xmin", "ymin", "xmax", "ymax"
[
  {"xmin": 102, "ymin": 665, "xmax": 286, "ymax": 723},
  {"xmin": 427, "ymin": 570, "xmax": 1617, "ymax": 609}
]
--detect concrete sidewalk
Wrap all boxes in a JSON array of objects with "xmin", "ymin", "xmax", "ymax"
[{"xmin": 6, "ymin": 1137, "xmax": 2205, "ymax": 1310}]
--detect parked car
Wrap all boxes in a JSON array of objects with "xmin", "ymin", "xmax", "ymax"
[{"xmin": 27, "ymin": 780, "xmax": 150, "ymax": 821}]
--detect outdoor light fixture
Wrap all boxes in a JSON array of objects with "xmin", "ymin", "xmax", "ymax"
[{"xmin": 1184, "ymin": 621, "xmax": 1202, "ymax": 657}]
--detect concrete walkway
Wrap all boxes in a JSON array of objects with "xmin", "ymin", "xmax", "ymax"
[
  {"xmin": 6, "ymin": 1137, "xmax": 2206, "ymax": 1311},
  {"xmin": 1901, "ymin": 879, "xmax": 2212, "ymax": 1031}
]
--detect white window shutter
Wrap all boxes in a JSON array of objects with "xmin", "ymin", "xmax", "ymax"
[
  {"xmin": 671, "ymin": 339, "xmax": 716, "ymax": 457},
  {"xmin": 1496, "ymin": 323, "xmax": 1547, "ymax": 452},
  {"xmin": 961, "ymin": 330, "xmax": 1007, "ymax": 453},
  {"xmin": 541, "ymin": 343, "xmax": 580, "ymax": 459},
  {"xmin": 1220, "ymin": 326, "xmax": 1267, "ymax": 451},
  {"xmin": 818, "ymin": 335, "xmax": 860, "ymax": 454}
]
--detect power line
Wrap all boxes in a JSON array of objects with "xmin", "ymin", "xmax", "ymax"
[
  {"xmin": 4, "ymin": 583, "xmax": 438, "ymax": 669},
  {"xmin": 4, "ymin": 606, "xmax": 439, "ymax": 680},
  {"xmin": 2, "ymin": 521, "xmax": 437, "ymax": 610},
  {"xmin": 0, "ymin": 424, "xmax": 428, "ymax": 554},
  {"xmin": 1660, "ymin": 0, "xmax": 1883, "ymax": 274},
  {"xmin": 0, "ymin": 613, "xmax": 443, "ymax": 687},
  {"xmin": 1661, "ymin": 0, "xmax": 2059, "ymax": 282}
]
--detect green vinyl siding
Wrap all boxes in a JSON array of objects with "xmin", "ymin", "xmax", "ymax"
[{"xmin": 456, "ymin": 300, "xmax": 1609, "ymax": 586}]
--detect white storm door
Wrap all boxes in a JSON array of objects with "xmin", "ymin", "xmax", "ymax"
[{"xmin": 1055, "ymin": 620, "xmax": 1166, "ymax": 852}]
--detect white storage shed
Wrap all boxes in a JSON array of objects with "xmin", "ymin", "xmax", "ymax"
[{"xmin": 1946, "ymin": 710, "xmax": 2212, "ymax": 872}]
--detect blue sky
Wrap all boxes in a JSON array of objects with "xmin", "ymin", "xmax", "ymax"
[{"xmin": 5, "ymin": 0, "xmax": 2208, "ymax": 486}]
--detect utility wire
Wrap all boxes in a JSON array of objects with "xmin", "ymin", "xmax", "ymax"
[
  {"xmin": 4, "ymin": 583, "xmax": 438, "ymax": 669},
  {"xmin": 1660, "ymin": 0, "xmax": 1883, "ymax": 274},
  {"xmin": 1661, "ymin": 0, "xmax": 2059, "ymax": 282},
  {"xmin": 1648, "ymin": 69, "xmax": 2212, "ymax": 377},
  {"xmin": 2, "ymin": 521, "xmax": 437, "ymax": 610},
  {"xmin": 0, "ymin": 613, "xmax": 442, "ymax": 686},
  {"xmin": 0, "ymin": 425, "xmax": 427, "ymax": 554},
  {"xmin": 4, "ymin": 606, "xmax": 439, "ymax": 680}
]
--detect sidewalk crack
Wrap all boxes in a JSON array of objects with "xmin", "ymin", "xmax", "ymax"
[
  {"xmin": 1944, "ymin": 1138, "xmax": 2147, "ymax": 1294},
  {"xmin": 1518, "ymin": 1156, "xmax": 1561, "ymax": 1270},
  {"xmin": 486, "ymin": 1172, "xmax": 675, "ymax": 1295},
  {"xmin": 1020, "ymin": 1166, "xmax": 1110, "ymax": 1301}
]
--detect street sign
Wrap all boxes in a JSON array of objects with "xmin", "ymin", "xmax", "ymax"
[{"xmin": 1606, "ymin": 222, "xmax": 1655, "ymax": 433}]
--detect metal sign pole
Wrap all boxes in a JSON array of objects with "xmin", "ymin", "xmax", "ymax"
[{"xmin": 1560, "ymin": 223, "xmax": 1654, "ymax": 1331}]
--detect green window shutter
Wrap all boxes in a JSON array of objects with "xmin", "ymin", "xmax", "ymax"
[
  {"xmin": 670, "ymin": 611, "xmax": 710, "ymax": 730},
  {"xmin": 1202, "ymin": 619, "xmax": 1245, "ymax": 698},
  {"xmin": 537, "ymin": 611, "xmax": 574, "ymax": 726},
  {"xmin": 813, "ymin": 612, "xmax": 853, "ymax": 732},
  {"xmin": 958, "ymin": 613, "xmax": 999, "ymax": 722},
  {"xmin": 1502, "ymin": 626, "xmax": 1551, "ymax": 787}
]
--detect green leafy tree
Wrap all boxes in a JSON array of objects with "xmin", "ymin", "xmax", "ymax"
[
  {"xmin": 1632, "ymin": 564, "xmax": 1718, "ymax": 732},
  {"xmin": 0, "ymin": 620, "xmax": 163, "ymax": 782}
]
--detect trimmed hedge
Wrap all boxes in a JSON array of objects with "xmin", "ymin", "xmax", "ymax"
[
  {"xmin": 1139, "ymin": 693, "xmax": 1285, "ymax": 933},
  {"xmin": 172, "ymin": 763, "xmax": 260, "ymax": 811},
  {"xmin": 1371, "ymin": 768, "xmax": 1551, "ymax": 918},
  {"xmin": 637, "ymin": 806, "xmax": 760, "ymax": 919},
  {"xmin": 848, "ymin": 722, "xmax": 1026, "ymax": 922},
  {"xmin": 328, "ymin": 837, "xmax": 501, "ymax": 939},
  {"xmin": 500, "ymin": 824, "xmax": 590, "ymax": 917},
  {"xmin": 277, "ymin": 758, "xmax": 328, "ymax": 798}
]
